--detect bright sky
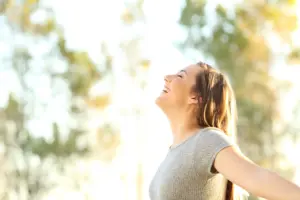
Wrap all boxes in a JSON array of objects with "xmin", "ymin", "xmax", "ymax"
[{"xmin": 0, "ymin": 0, "xmax": 300, "ymax": 199}]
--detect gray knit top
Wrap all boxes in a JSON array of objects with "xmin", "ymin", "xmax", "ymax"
[{"xmin": 149, "ymin": 127, "xmax": 233, "ymax": 200}]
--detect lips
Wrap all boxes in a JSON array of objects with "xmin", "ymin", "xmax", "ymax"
[{"xmin": 163, "ymin": 86, "xmax": 170, "ymax": 93}]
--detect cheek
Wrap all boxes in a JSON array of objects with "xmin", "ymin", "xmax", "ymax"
[
  {"xmin": 171, "ymin": 81, "xmax": 189, "ymax": 102},
  {"xmin": 171, "ymin": 79, "xmax": 183, "ymax": 90},
  {"xmin": 174, "ymin": 79, "xmax": 188, "ymax": 92}
]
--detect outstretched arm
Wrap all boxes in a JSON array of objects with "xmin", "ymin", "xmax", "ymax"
[{"xmin": 214, "ymin": 146, "xmax": 300, "ymax": 200}]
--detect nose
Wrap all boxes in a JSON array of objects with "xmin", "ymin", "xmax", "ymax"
[{"xmin": 164, "ymin": 74, "xmax": 172, "ymax": 83}]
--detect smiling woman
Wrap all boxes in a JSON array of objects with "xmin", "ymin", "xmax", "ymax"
[
  {"xmin": 161, "ymin": 70, "xmax": 186, "ymax": 93},
  {"xmin": 150, "ymin": 62, "xmax": 300, "ymax": 200}
]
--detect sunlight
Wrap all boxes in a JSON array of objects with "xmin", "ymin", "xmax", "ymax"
[{"xmin": 0, "ymin": 0, "xmax": 300, "ymax": 199}]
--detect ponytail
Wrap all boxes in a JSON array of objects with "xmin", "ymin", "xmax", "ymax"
[{"xmin": 226, "ymin": 181, "xmax": 234, "ymax": 200}]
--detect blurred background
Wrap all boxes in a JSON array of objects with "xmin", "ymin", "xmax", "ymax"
[{"xmin": 0, "ymin": 0, "xmax": 300, "ymax": 199}]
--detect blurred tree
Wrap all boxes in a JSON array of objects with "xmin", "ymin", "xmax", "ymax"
[
  {"xmin": 118, "ymin": 1, "xmax": 149, "ymax": 200},
  {"xmin": 180, "ymin": 0, "xmax": 299, "ymax": 199},
  {"xmin": 0, "ymin": 46, "xmax": 92, "ymax": 199},
  {"xmin": 0, "ymin": 0, "xmax": 150, "ymax": 199},
  {"xmin": 0, "ymin": 0, "xmax": 115, "ymax": 199}
]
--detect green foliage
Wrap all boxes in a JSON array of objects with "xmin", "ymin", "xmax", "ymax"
[
  {"xmin": 288, "ymin": 48, "xmax": 300, "ymax": 64},
  {"xmin": 22, "ymin": 124, "xmax": 89, "ymax": 158},
  {"xmin": 58, "ymin": 36, "xmax": 101, "ymax": 96}
]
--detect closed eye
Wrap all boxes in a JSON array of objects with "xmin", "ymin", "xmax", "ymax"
[{"xmin": 177, "ymin": 74, "xmax": 183, "ymax": 78}]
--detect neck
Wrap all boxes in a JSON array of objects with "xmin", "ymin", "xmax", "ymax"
[{"xmin": 166, "ymin": 110, "xmax": 201, "ymax": 147}]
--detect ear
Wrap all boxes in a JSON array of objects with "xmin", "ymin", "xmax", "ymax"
[{"xmin": 188, "ymin": 95, "xmax": 202, "ymax": 105}]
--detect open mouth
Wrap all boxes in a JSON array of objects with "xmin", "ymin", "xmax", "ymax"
[
  {"xmin": 162, "ymin": 88, "xmax": 170, "ymax": 93},
  {"xmin": 162, "ymin": 85, "xmax": 170, "ymax": 93}
]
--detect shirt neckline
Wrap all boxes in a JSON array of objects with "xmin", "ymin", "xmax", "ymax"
[{"xmin": 168, "ymin": 127, "xmax": 213, "ymax": 151}]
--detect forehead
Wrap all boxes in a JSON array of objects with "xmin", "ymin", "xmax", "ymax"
[{"xmin": 182, "ymin": 64, "xmax": 202, "ymax": 77}]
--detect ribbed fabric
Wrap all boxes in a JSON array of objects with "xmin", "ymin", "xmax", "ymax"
[{"xmin": 149, "ymin": 127, "xmax": 233, "ymax": 200}]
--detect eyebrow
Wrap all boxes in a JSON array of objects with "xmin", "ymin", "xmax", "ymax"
[{"xmin": 179, "ymin": 70, "xmax": 188, "ymax": 75}]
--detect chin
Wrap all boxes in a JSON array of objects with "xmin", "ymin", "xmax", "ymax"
[
  {"xmin": 155, "ymin": 90, "xmax": 173, "ymax": 111},
  {"xmin": 155, "ymin": 94, "xmax": 168, "ymax": 112},
  {"xmin": 155, "ymin": 96, "xmax": 162, "ymax": 107},
  {"xmin": 155, "ymin": 93, "xmax": 164, "ymax": 105}
]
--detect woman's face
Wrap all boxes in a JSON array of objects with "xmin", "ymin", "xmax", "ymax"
[{"xmin": 156, "ymin": 64, "xmax": 202, "ymax": 111}]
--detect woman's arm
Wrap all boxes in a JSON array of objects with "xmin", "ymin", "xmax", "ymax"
[{"xmin": 214, "ymin": 146, "xmax": 300, "ymax": 200}]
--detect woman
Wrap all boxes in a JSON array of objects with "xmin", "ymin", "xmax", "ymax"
[{"xmin": 149, "ymin": 62, "xmax": 300, "ymax": 200}]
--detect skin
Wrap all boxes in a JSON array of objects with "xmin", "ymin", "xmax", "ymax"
[{"xmin": 155, "ymin": 64, "xmax": 300, "ymax": 200}]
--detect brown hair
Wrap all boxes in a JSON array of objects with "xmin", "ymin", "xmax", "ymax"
[{"xmin": 193, "ymin": 61, "xmax": 237, "ymax": 200}]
